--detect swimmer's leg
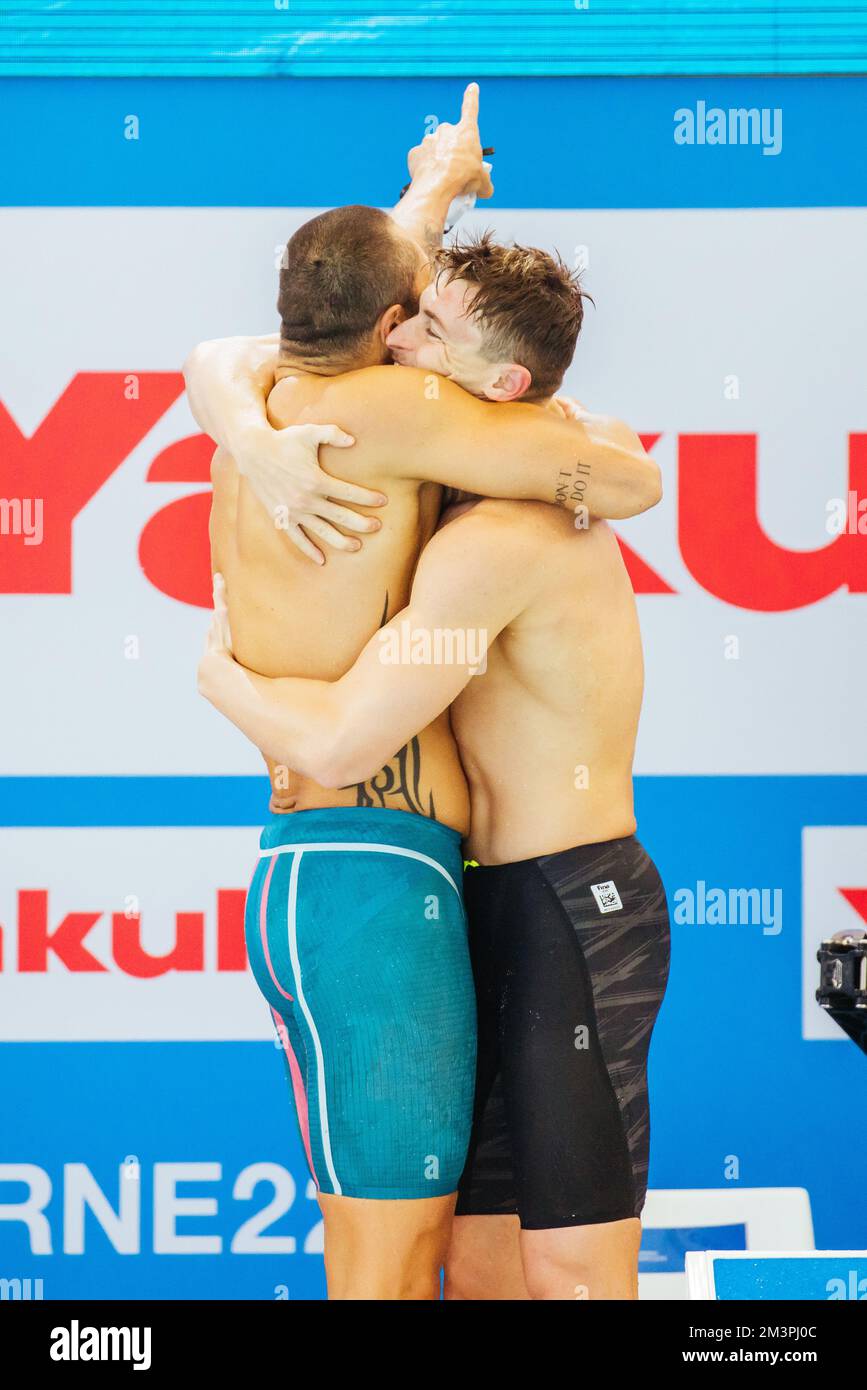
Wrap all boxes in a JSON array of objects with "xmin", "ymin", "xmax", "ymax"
[
  {"xmin": 520, "ymin": 1218, "xmax": 642, "ymax": 1301},
  {"xmin": 319, "ymin": 1192, "xmax": 456, "ymax": 1300},
  {"xmin": 245, "ymin": 811, "xmax": 477, "ymax": 1300},
  {"xmin": 453, "ymin": 838, "xmax": 669, "ymax": 1300},
  {"xmin": 445, "ymin": 1214, "xmax": 530, "ymax": 1300}
]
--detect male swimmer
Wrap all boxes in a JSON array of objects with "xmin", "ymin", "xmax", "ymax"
[{"xmin": 186, "ymin": 85, "xmax": 660, "ymax": 1301}]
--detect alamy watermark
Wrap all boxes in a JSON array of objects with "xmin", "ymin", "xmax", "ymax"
[
  {"xmin": 673, "ymin": 880, "xmax": 783, "ymax": 935},
  {"xmin": 826, "ymin": 492, "xmax": 867, "ymax": 535},
  {"xmin": 674, "ymin": 101, "xmax": 782, "ymax": 156},
  {"xmin": 0, "ymin": 497, "xmax": 43, "ymax": 545},
  {"xmin": 377, "ymin": 621, "xmax": 488, "ymax": 674}
]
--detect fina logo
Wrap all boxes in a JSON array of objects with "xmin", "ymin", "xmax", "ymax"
[{"xmin": 674, "ymin": 101, "xmax": 783, "ymax": 156}]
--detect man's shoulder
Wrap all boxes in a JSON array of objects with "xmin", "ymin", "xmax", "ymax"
[
  {"xmin": 335, "ymin": 364, "xmax": 470, "ymax": 421},
  {"xmin": 444, "ymin": 500, "xmax": 614, "ymax": 583},
  {"xmin": 270, "ymin": 364, "xmax": 453, "ymax": 434},
  {"xmin": 471, "ymin": 496, "xmax": 583, "ymax": 542},
  {"xmin": 432, "ymin": 497, "xmax": 561, "ymax": 565}
]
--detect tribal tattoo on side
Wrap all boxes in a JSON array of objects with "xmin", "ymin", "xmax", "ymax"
[{"xmin": 345, "ymin": 590, "xmax": 437, "ymax": 819}]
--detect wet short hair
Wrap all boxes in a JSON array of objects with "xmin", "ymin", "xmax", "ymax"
[
  {"xmin": 277, "ymin": 205, "xmax": 420, "ymax": 362},
  {"xmin": 433, "ymin": 231, "xmax": 591, "ymax": 399}
]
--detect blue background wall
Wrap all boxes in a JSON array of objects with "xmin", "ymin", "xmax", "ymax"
[{"xmin": 2, "ymin": 774, "xmax": 866, "ymax": 1297}]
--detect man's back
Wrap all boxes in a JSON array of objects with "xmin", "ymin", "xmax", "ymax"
[
  {"xmin": 209, "ymin": 366, "xmax": 470, "ymax": 830},
  {"xmin": 447, "ymin": 499, "xmax": 643, "ymax": 863}
]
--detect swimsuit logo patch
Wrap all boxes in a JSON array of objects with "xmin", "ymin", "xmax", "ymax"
[{"xmin": 591, "ymin": 880, "xmax": 623, "ymax": 914}]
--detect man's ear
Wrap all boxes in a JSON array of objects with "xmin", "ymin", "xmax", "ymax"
[
  {"xmin": 483, "ymin": 364, "xmax": 533, "ymax": 403},
  {"xmin": 379, "ymin": 304, "xmax": 408, "ymax": 343}
]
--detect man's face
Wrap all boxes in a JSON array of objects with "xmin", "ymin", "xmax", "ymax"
[
  {"xmin": 387, "ymin": 275, "xmax": 504, "ymax": 396},
  {"xmin": 367, "ymin": 227, "xmax": 432, "ymax": 363}
]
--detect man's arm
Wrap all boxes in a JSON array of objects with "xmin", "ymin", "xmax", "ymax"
[
  {"xmin": 183, "ymin": 76, "xmax": 490, "ymax": 461},
  {"xmin": 303, "ymin": 367, "xmax": 661, "ymax": 521},
  {"xmin": 183, "ymin": 332, "xmax": 278, "ymax": 452},
  {"xmin": 198, "ymin": 510, "xmax": 533, "ymax": 786},
  {"xmin": 390, "ymin": 81, "xmax": 493, "ymax": 257},
  {"xmin": 183, "ymin": 335, "xmax": 384, "ymax": 563},
  {"xmin": 183, "ymin": 84, "xmax": 492, "ymax": 557}
]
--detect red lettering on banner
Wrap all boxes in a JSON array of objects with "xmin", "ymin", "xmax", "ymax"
[
  {"xmin": 138, "ymin": 432, "xmax": 214, "ymax": 608},
  {"xmin": 0, "ymin": 374, "xmax": 184, "ymax": 594},
  {"xmin": 216, "ymin": 889, "xmax": 248, "ymax": 971},
  {"xmin": 7, "ymin": 889, "xmax": 249, "ymax": 974},
  {"xmin": 618, "ymin": 433, "xmax": 677, "ymax": 594},
  {"xmin": 112, "ymin": 912, "xmax": 204, "ymax": 977},
  {"xmin": 17, "ymin": 892, "xmax": 106, "ymax": 972},
  {"xmin": 679, "ymin": 434, "xmax": 867, "ymax": 611},
  {"xmin": 617, "ymin": 538, "xmax": 676, "ymax": 594},
  {"xmin": 5, "ymin": 382, "xmax": 866, "ymax": 612},
  {"xmin": 838, "ymin": 888, "xmax": 867, "ymax": 927}
]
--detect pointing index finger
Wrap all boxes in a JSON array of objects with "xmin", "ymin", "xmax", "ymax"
[{"xmin": 459, "ymin": 81, "xmax": 479, "ymax": 128}]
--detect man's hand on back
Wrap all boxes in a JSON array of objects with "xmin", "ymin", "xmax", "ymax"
[
  {"xmin": 185, "ymin": 336, "xmax": 389, "ymax": 564},
  {"xmin": 235, "ymin": 420, "xmax": 388, "ymax": 566}
]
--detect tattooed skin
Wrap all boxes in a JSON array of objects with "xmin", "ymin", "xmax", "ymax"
[
  {"xmin": 353, "ymin": 735, "xmax": 437, "ymax": 819},
  {"xmin": 554, "ymin": 460, "xmax": 592, "ymax": 510},
  {"xmin": 344, "ymin": 590, "xmax": 436, "ymax": 819},
  {"xmin": 420, "ymin": 222, "xmax": 443, "ymax": 260}
]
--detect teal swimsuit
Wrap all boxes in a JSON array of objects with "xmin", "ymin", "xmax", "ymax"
[{"xmin": 245, "ymin": 806, "xmax": 477, "ymax": 1200}]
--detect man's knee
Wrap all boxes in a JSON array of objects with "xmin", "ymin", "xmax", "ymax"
[
  {"xmin": 445, "ymin": 1214, "xmax": 529, "ymax": 1300},
  {"xmin": 521, "ymin": 1235, "xmax": 639, "ymax": 1300},
  {"xmin": 521, "ymin": 1214, "xmax": 641, "ymax": 1299},
  {"xmin": 327, "ymin": 1226, "xmax": 445, "ymax": 1300},
  {"xmin": 443, "ymin": 1245, "xmax": 488, "ymax": 1300},
  {"xmin": 522, "ymin": 1247, "xmax": 595, "ymax": 1300}
]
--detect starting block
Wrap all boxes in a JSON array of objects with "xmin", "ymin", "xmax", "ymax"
[{"xmin": 686, "ymin": 1250, "xmax": 867, "ymax": 1300}]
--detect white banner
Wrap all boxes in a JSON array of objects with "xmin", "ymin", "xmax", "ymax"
[
  {"xmin": 2, "ymin": 206, "xmax": 865, "ymax": 777},
  {"xmin": 0, "ymin": 826, "xmax": 268, "ymax": 1040}
]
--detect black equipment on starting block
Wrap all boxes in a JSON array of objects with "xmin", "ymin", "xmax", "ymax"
[{"xmin": 817, "ymin": 929, "xmax": 867, "ymax": 1054}]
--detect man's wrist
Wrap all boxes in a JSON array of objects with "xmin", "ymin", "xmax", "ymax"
[{"xmin": 393, "ymin": 177, "xmax": 454, "ymax": 254}]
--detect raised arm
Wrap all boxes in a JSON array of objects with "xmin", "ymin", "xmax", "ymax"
[
  {"xmin": 183, "ymin": 80, "xmax": 490, "ymax": 456},
  {"xmin": 183, "ymin": 84, "xmax": 492, "ymax": 559},
  {"xmin": 198, "ymin": 512, "xmax": 530, "ymax": 786},
  {"xmin": 390, "ymin": 81, "xmax": 494, "ymax": 256}
]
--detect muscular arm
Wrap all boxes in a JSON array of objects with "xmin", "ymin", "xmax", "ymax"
[
  {"xmin": 198, "ymin": 510, "xmax": 531, "ymax": 786},
  {"xmin": 390, "ymin": 81, "xmax": 493, "ymax": 257},
  {"xmin": 183, "ymin": 333, "xmax": 279, "ymax": 451},
  {"xmin": 302, "ymin": 366, "xmax": 660, "ymax": 520},
  {"xmin": 183, "ymin": 85, "xmax": 490, "ymax": 459}
]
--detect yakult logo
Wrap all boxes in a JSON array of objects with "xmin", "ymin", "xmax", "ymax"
[
  {"xmin": 0, "ymin": 827, "xmax": 270, "ymax": 1041},
  {"xmin": 1, "ymin": 375, "xmax": 866, "ymax": 613},
  {"xmin": 5, "ymin": 887, "xmax": 247, "ymax": 976}
]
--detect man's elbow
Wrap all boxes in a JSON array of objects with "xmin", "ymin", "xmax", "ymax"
[
  {"xmin": 302, "ymin": 716, "xmax": 384, "ymax": 791},
  {"xmin": 637, "ymin": 455, "xmax": 663, "ymax": 513},
  {"xmin": 269, "ymin": 744, "xmax": 349, "ymax": 792},
  {"xmin": 182, "ymin": 343, "xmax": 215, "ymax": 426},
  {"xmin": 182, "ymin": 340, "xmax": 206, "ymax": 388},
  {"xmin": 314, "ymin": 751, "xmax": 379, "ymax": 792},
  {"xmin": 610, "ymin": 451, "xmax": 662, "ymax": 519}
]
